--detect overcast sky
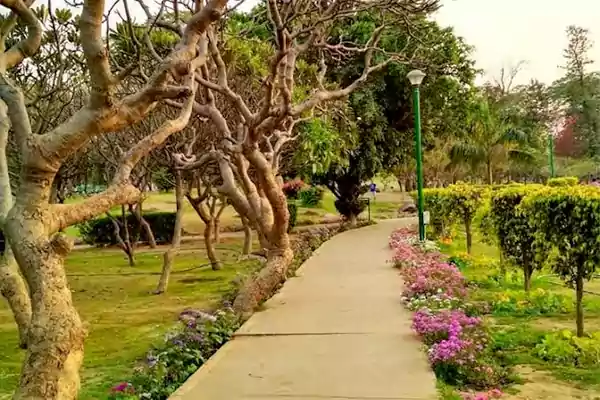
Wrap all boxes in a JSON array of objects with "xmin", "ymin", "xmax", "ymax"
[{"xmin": 435, "ymin": 0, "xmax": 600, "ymax": 85}]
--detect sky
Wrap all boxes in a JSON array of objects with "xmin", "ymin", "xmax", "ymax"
[{"xmin": 435, "ymin": 0, "xmax": 600, "ymax": 86}]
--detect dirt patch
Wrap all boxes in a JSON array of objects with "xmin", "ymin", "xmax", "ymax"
[
  {"xmin": 532, "ymin": 317, "xmax": 600, "ymax": 332},
  {"xmin": 506, "ymin": 367, "xmax": 600, "ymax": 400}
]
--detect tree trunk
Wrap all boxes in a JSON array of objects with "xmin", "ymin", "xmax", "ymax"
[
  {"xmin": 6, "ymin": 212, "xmax": 85, "ymax": 399},
  {"xmin": 156, "ymin": 172, "xmax": 185, "ymax": 294},
  {"xmin": 524, "ymin": 264, "xmax": 532, "ymax": 292},
  {"xmin": 487, "ymin": 160, "xmax": 493, "ymax": 185},
  {"xmin": 109, "ymin": 211, "xmax": 135, "ymax": 267},
  {"xmin": 576, "ymin": 273, "xmax": 584, "ymax": 337},
  {"xmin": 348, "ymin": 213, "xmax": 358, "ymax": 227},
  {"xmin": 0, "ymin": 105, "xmax": 31, "ymax": 349},
  {"xmin": 233, "ymin": 148, "xmax": 293, "ymax": 317},
  {"xmin": 129, "ymin": 202, "xmax": 157, "ymax": 248},
  {"xmin": 204, "ymin": 220, "xmax": 221, "ymax": 270},
  {"xmin": 233, "ymin": 248, "xmax": 293, "ymax": 317},
  {"xmin": 241, "ymin": 217, "xmax": 252, "ymax": 255},
  {"xmin": 465, "ymin": 218, "xmax": 472, "ymax": 254},
  {"xmin": 0, "ymin": 250, "xmax": 31, "ymax": 349},
  {"xmin": 212, "ymin": 201, "xmax": 226, "ymax": 243}
]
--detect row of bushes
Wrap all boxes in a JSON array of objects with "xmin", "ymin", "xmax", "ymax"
[
  {"xmin": 78, "ymin": 212, "xmax": 177, "ymax": 245},
  {"xmin": 422, "ymin": 177, "xmax": 598, "ymax": 336}
]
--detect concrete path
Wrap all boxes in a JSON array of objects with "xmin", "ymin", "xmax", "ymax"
[{"xmin": 170, "ymin": 218, "xmax": 437, "ymax": 400}]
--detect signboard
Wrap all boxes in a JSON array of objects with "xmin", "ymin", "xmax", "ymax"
[{"xmin": 423, "ymin": 211, "xmax": 430, "ymax": 225}]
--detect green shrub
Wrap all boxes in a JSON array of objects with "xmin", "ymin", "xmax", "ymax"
[
  {"xmin": 490, "ymin": 184, "xmax": 544, "ymax": 291},
  {"xmin": 287, "ymin": 202, "xmax": 298, "ymax": 232},
  {"xmin": 299, "ymin": 186, "xmax": 324, "ymax": 207},
  {"xmin": 522, "ymin": 186, "xmax": 600, "ymax": 336},
  {"xmin": 547, "ymin": 176, "xmax": 578, "ymax": 186},
  {"xmin": 444, "ymin": 183, "xmax": 486, "ymax": 253},
  {"xmin": 78, "ymin": 212, "xmax": 176, "ymax": 245},
  {"xmin": 534, "ymin": 330, "xmax": 600, "ymax": 366},
  {"xmin": 153, "ymin": 168, "xmax": 175, "ymax": 192},
  {"xmin": 420, "ymin": 188, "xmax": 455, "ymax": 239}
]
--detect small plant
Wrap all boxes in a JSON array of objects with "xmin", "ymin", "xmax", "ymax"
[
  {"xmin": 299, "ymin": 186, "xmax": 324, "ymax": 207},
  {"xmin": 534, "ymin": 330, "xmax": 600, "ymax": 366},
  {"xmin": 491, "ymin": 289, "xmax": 571, "ymax": 316}
]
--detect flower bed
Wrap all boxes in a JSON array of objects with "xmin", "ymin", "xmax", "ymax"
[{"xmin": 390, "ymin": 228, "xmax": 509, "ymax": 399}]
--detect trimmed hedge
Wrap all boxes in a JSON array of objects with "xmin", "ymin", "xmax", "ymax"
[
  {"xmin": 419, "ymin": 188, "xmax": 454, "ymax": 239},
  {"xmin": 547, "ymin": 176, "xmax": 578, "ymax": 187},
  {"xmin": 521, "ymin": 186, "xmax": 600, "ymax": 336},
  {"xmin": 490, "ymin": 184, "xmax": 544, "ymax": 290},
  {"xmin": 78, "ymin": 212, "xmax": 176, "ymax": 245}
]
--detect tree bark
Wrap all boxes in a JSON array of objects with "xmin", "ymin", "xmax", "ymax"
[
  {"xmin": 0, "ymin": 249, "xmax": 31, "ymax": 349},
  {"xmin": 156, "ymin": 172, "xmax": 185, "ymax": 294},
  {"xmin": 241, "ymin": 217, "xmax": 252, "ymax": 255},
  {"xmin": 232, "ymin": 149, "xmax": 292, "ymax": 317},
  {"xmin": 204, "ymin": 220, "xmax": 221, "ymax": 270},
  {"xmin": 129, "ymin": 202, "xmax": 157, "ymax": 248},
  {"xmin": 6, "ymin": 211, "xmax": 85, "ymax": 400},
  {"xmin": 465, "ymin": 218, "xmax": 472, "ymax": 254},
  {"xmin": 487, "ymin": 160, "xmax": 493, "ymax": 185},
  {"xmin": 0, "ymin": 101, "xmax": 31, "ymax": 349},
  {"xmin": 109, "ymin": 210, "xmax": 135, "ymax": 267},
  {"xmin": 576, "ymin": 273, "xmax": 584, "ymax": 337},
  {"xmin": 524, "ymin": 264, "xmax": 532, "ymax": 292}
]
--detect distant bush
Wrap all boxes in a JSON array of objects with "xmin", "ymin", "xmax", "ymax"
[
  {"xmin": 547, "ymin": 176, "xmax": 578, "ymax": 186},
  {"xmin": 287, "ymin": 202, "xmax": 298, "ymax": 232},
  {"xmin": 282, "ymin": 178, "xmax": 305, "ymax": 199},
  {"xmin": 79, "ymin": 212, "xmax": 176, "ymax": 245},
  {"xmin": 299, "ymin": 186, "xmax": 324, "ymax": 207},
  {"xmin": 153, "ymin": 168, "xmax": 176, "ymax": 192}
]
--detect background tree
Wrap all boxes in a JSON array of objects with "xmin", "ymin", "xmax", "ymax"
[{"xmin": 308, "ymin": 17, "xmax": 477, "ymax": 222}]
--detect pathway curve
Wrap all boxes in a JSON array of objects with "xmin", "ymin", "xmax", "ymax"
[{"xmin": 170, "ymin": 218, "xmax": 437, "ymax": 400}]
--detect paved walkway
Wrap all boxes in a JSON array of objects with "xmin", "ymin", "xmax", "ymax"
[{"xmin": 170, "ymin": 218, "xmax": 437, "ymax": 400}]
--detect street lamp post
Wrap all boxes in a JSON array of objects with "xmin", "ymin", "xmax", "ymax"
[
  {"xmin": 548, "ymin": 133, "xmax": 555, "ymax": 178},
  {"xmin": 407, "ymin": 69, "xmax": 426, "ymax": 241}
]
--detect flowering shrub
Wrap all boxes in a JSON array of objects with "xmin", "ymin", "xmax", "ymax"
[
  {"xmin": 282, "ymin": 178, "xmax": 306, "ymax": 199},
  {"xmin": 109, "ymin": 308, "xmax": 240, "ymax": 400},
  {"xmin": 390, "ymin": 228, "xmax": 509, "ymax": 392},
  {"xmin": 413, "ymin": 309, "xmax": 481, "ymax": 346}
]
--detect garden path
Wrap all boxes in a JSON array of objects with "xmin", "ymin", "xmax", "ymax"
[{"xmin": 170, "ymin": 218, "xmax": 437, "ymax": 400}]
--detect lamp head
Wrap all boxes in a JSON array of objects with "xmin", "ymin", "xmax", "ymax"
[{"xmin": 407, "ymin": 69, "xmax": 426, "ymax": 86}]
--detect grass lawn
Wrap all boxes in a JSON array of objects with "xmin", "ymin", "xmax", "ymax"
[
  {"xmin": 65, "ymin": 189, "xmax": 410, "ymax": 239},
  {"xmin": 438, "ymin": 230, "xmax": 600, "ymax": 399},
  {"xmin": 0, "ymin": 237, "xmax": 261, "ymax": 400}
]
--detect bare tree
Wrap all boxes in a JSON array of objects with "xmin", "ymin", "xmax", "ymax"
[
  {"xmin": 155, "ymin": 0, "xmax": 440, "ymax": 315},
  {"xmin": 0, "ymin": 0, "xmax": 227, "ymax": 397}
]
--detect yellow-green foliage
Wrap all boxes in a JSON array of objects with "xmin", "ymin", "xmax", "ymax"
[
  {"xmin": 547, "ymin": 176, "xmax": 579, "ymax": 187},
  {"xmin": 420, "ymin": 188, "xmax": 454, "ymax": 238},
  {"xmin": 521, "ymin": 186, "xmax": 600, "ymax": 283},
  {"xmin": 489, "ymin": 184, "xmax": 545, "ymax": 289}
]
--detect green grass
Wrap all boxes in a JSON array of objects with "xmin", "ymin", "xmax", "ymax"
[
  {"xmin": 0, "ymin": 238, "xmax": 261, "ymax": 399},
  {"xmin": 438, "ymin": 229, "xmax": 600, "ymax": 393}
]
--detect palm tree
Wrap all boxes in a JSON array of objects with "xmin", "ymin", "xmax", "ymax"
[{"xmin": 450, "ymin": 97, "xmax": 535, "ymax": 184}]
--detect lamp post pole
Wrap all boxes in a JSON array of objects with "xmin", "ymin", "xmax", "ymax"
[
  {"xmin": 408, "ymin": 70, "xmax": 426, "ymax": 241},
  {"xmin": 548, "ymin": 134, "xmax": 555, "ymax": 178}
]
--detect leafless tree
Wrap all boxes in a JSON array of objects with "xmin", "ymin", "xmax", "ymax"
[
  {"xmin": 0, "ymin": 0, "xmax": 227, "ymax": 397},
  {"xmin": 147, "ymin": 0, "xmax": 441, "ymax": 315}
]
